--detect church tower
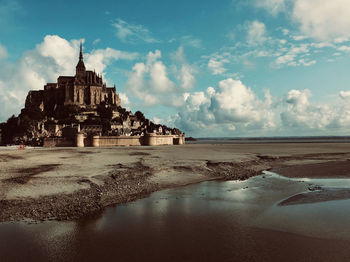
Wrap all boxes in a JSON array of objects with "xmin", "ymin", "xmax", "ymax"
[{"xmin": 76, "ymin": 41, "xmax": 86, "ymax": 79}]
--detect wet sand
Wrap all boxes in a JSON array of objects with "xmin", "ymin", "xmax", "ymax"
[
  {"xmin": 1, "ymin": 143, "xmax": 350, "ymax": 222},
  {"xmin": 272, "ymin": 160, "xmax": 350, "ymax": 178}
]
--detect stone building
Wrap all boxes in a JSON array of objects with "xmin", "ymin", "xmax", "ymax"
[{"xmin": 25, "ymin": 42, "xmax": 121, "ymax": 112}]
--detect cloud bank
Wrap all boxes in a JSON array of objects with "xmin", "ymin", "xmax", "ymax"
[{"xmin": 171, "ymin": 79, "xmax": 350, "ymax": 137}]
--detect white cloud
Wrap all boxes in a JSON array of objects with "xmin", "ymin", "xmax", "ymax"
[
  {"xmin": 258, "ymin": 0, "xmax": 350, "ymax": 41},
  {"xmin": 170, "ymin": 47, "xmax": 197, "ymax": 90},
  {"xmin": 153, "ymin": 116, "xmax": 163, "ymax": 124},
  {"xmin": 292, "ymin": 35, "xmax": 308, "ymax": 41},
  {"xmin": 246, "ymin": 21, "xmax": 267, "ymax": 45},
  {"xmin": 85, "ymin": 48, "xmax": 138, "ymax": 75},
  {"xmin": 126, "ymin": 48, "xmax": 197, "ymax": 107},
  {"xmin": 0, "ymin": 35, "xmax": 138, "ymax": 122},
  {"xmin": 255, "ymin": 0, "xmax": 286, "ymax": 15},
  {"xmin": 174, "ymin": 78, "xmax": 275, "ymax": 135},
  {"xmin": 293, "ymin": 0, "xmax": 350, "ymax": 41},
  {"xmin": 112, "ymin": 19, "xmax": 159, "ymax": 44},
  {"xmin": 92, "ymin": 38, "xmax": 101, "ymax": 45},
  {"xmin": 337, "ymin": 46, "xmax": 350, "ymax": 52},
  {"xmin": 125, "ymin": 50, "xmax": 175, "ymax": 106},
  {"xmin": 150, "ymin": 61, "xmax": 175, "ymax": 92},
  {"xmin": 275, "ymin": 43, "xmax": 312, "ymax": 66},
  {"xmin": 339, "ymin": 91, "xmax": 350, "ymax": 99},
  {"xmin": 298, "ymin": 59, "xmax": 316, "ymax": 67},
  {"xmin": 118, "ymin": 92, "xmax": 130, "ymax": 109},
  {"xmin": 0, "ymin": 43, "xmax": 8, "ymax": 60},
  {"xmin": 208, "ymin": 58, "xmax": 228, "ymax": 75},
  {"xmin": 171, "ymin": 79, "xmax": 350, "ymax": 136},
  {"xmin": 280, "ymin": 89, "xmax": 350, "ymax": 131},
  {"xmin": 276, "ymin": 54, "xmax": 295, "ymax": 65}
]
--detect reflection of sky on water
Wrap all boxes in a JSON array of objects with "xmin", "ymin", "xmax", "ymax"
[
  {"xmin": 255, "ymin": 171, "xmax": 350, "ymax": 240},
  {"xmin": 264, "ymin": 170, "xmax": 350, "ymax": 188},
  {"xmin": 256, "ymin": 199, "xmax": 350, "ymax": 240}
]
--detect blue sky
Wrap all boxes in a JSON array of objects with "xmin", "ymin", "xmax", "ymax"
[{"xmin": 1, "ymin": 0, "xmax": 350, "ymax": 137}]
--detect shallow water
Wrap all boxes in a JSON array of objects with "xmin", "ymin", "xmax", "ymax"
[{"xmin": 2, "ymin": 174, "xmax": 350, "ymax": 261}]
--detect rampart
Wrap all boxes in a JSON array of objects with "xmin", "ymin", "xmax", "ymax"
[{"xmin": 43, "ymin": 134, "xmax": 185, "ymax": 147}]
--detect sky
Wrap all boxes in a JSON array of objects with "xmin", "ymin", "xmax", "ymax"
[{"xmin": 1, "ymin": 0, "xmax": 350, "ymax": 137}]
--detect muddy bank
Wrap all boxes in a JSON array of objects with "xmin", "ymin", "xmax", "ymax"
[
  {"xmin": 1, "ymin": 143, "xmax": 350, "ymax": 222},
  {"xmin": 0, "ymin": 159, "xmax": 264, "ymax": 222},
  {"xmin": 272, "ymin": 160, "xmax": 350, "ymax": 178}
]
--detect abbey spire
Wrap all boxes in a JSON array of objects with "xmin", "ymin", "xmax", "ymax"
[
  {"xmin": 76, "ymin": 40, "xmax": 86, "ymax": 77},
  {"xmin": 79, "ymin": 41, "xmax": 83, "ymax": 61}
]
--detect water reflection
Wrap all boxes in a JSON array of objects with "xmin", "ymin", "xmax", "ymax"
[{"xmin": 2, "ymin": 175, "xmax": 350, "ymax": 261}]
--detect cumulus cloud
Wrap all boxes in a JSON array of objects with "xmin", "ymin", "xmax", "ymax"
[
  {"xmin": 170, "ymin": 78, "xmax": 350, "ymax": 136},
  {"xmin": 257, "ymin": 0, "xmax": 350, "ymax": 41},
  {"xmin": 293, "ymin": 0, "xmax": 350, "ymax": 40},
  {"xmin": 0, "ymin": 35, "xmax": 138, "ymax": 122},
  {"xmin": 118, "ymin": 92, "xmax": 130, "ymax": 110},
  {"xmin": 246, "ymin": 21, "xmax": 267, "ymax": 45},
  {"xmin": 173, "ymin": 78, "xmax": 275, "ymax": 135},
  {"xmin": 125, "ymin": 48, "xmax": 196, "ymax": 107},
  {"xmin": 170, "ymin": 47, "xmax": 197, "ymax": 89},
  {"xmin": 125, "ymin": 50, "xmax": 173, "ymax": 106},
  {"xmin": 277, "ymin": 88, "xmax": 350, "ymax": 133},
  {"xmin": 112, "ymin": 19, "xmax": 159, "ymax": 44}
]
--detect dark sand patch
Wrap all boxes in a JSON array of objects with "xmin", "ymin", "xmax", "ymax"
[
  {"xmin": 5, "ymin": 164, "xmax": 61, "ymax": 184},
  {"xmin": 0, "ymin": 154, "xmax": 24, "ymax": 162},
  {"xmin": 79, "ymin": 151, "xmax": 99, "ymax": 154},
  {"xmin": 128, "ymin": 152, "xmax": 151, "ymax": 156},
  {"xmin": 273, "ymin": 160, "xmax": 350, "ymax": 178}
]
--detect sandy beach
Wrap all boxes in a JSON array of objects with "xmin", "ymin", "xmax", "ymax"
[{"xmin": 1, "ymin": 142, "xmax": 350, "ymax": 222}]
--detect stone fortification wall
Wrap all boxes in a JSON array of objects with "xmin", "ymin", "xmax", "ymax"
[
  {"xmin": 143, "ymin": 134, "xmax": 174, "ymax": 146},
  {"xmin": 93, "ymin": 136, "xmax": 142, "ymax": 147},
  {"xmin": 44, "ymin": 134, "xmax": 185, "ymax": 147},
  {"xmin": 92, "ymin": 134, "xmax": 183, "ymax": 147},
  {"xmin": 43, "ymin": 138, "xmax": 74, "ymax": 147}
]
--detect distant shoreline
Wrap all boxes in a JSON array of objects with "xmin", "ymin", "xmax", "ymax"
[{"xmin": 188, "ymin": 137, "xmax": 350, "ymax": 144}]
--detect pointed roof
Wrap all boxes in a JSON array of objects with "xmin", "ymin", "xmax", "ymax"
[
  {"xmin": 76, "ymin": 40, "xmax": 85, "ymax": 70},
  {"xmin": 79, "ymin": 41, "xmax": 83, "ymax": 61}
]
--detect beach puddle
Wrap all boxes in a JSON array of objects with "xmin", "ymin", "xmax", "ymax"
[{"xmin": 2, "ymin": 172, "xmax": 350, "ymax": 261}]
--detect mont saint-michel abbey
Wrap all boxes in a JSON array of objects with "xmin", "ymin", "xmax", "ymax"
[
  {"xmin": 32, "ymin": 43, "xmax": 121, "ymax": 110},
  {"xmin": 0, "ymin": 43, "xmax": 185, "ymax": 147}
]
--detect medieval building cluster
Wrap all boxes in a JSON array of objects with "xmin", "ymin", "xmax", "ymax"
[
  {"xmin": 0, "ymin": 43, "xmax": 184, "ymax": 146},
  {"xmin": 25, "ymin": 43, "xmax": 121, "ymax": 113}
]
